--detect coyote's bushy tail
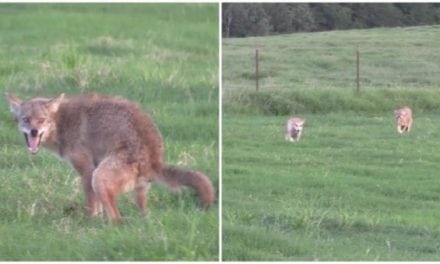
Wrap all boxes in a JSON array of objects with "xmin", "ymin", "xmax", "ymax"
[{"xmin": 160, "ymin": 166, "xmax": 215, "ymax": 208}]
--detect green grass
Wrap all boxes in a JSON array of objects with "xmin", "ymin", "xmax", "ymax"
[
  {"xmin": 223, "ymin": 113, "xmax": 440, "ymax": 260},
  {"xmin": 223, "ymin": 25, "xmax": 440, "ymax": 100},
  {"xmin": 223, "ymin": 26, "xmax": 440, "ymax": 260},
  {"xmin": 0, "ymin": 3, "xmax": 218, "ymax": 261}
]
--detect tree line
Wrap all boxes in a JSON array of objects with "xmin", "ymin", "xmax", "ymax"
[{"xmin": 222, "ymin": 3, "xmax": 440, "ymax": 37}]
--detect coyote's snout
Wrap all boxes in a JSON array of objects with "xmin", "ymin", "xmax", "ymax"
[
  {"xmin": 24, "ymin": 128, "xmax": 42, "ymax": 154},
  {"xmin": 395, "ymin": 106, "xmax": 413, "ymax": 134},
  {"xmin": 7, "ymin": 93, "xmax": 215, "ymax": 222},
  {"xmin": 285, "ymin": 117, "xmax": 305, "ymax": 142}
]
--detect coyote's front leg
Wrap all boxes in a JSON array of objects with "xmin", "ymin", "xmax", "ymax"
[{"xmin": 68, "ymin": 151, "xmax": 102, "ymax": 217}]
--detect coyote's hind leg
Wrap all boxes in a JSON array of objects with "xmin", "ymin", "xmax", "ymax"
[{"xmin": 92, "ymin": 155, "xmax": 139, "ymax": 222}]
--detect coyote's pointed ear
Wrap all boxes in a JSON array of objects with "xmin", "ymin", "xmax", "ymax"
[
  {"xmin": 46, "ymin": 93, "xmax": 65, "ymax": 113},
  {"xmin": 5, "ymin": 93, "xmax": 22, "ymax": 115}
]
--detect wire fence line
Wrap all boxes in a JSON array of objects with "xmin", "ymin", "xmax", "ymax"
[{"xmin": 223, "ymin": 44, "xmax": 440, "ymax": 96}]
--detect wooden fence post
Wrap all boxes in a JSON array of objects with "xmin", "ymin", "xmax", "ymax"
[
  {"xmin": 356, "ymin": 45, "xmax": 360, "ymax": 93},
  {"xmin": 255, "ymin": 45, "xmax": 259, "ymax": 92}
]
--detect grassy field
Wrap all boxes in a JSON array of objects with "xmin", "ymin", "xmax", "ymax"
[
  {"xmin": 223, "ymin": 113, "xmax": 440, "ymax": 260},
  {"xmin": 0, "ymin": 4, "xmax": 218, "ymax": 261},
  {"xmin": 223, "ymin": 25, "xmax": 440, "ymax": 101},
  {"xmin": 223, "ymin": 26, "xmax": 440, "ymax": 260}
]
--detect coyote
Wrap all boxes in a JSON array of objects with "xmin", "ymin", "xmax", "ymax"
[
  {"xmin": 6, "ymin": 93, "xmax": 215, "ymax": 222},
  {"xmin": 285, "ymin": 117, "xmax": 305, "ymax": 142},
  {"xmin": 395, "ymin": 106, "xmax": 413, "ymax": 134}
]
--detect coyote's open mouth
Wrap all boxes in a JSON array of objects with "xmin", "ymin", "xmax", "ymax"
[{"xmin": 24, "ymin": 131, "xmax": 43, "ymax": 154}]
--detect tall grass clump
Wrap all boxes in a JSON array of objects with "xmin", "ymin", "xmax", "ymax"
[{"xmin": 228, "ymin": 89, "xmax": 440, "ymax": 115}]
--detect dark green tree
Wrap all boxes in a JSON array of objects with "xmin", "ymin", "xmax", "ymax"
[
  {"xmin": 266, "ymin": 3, "xmax": 315, "ymax": 33},
  {"xmin": 247, "ymin": 4, "xmax": 272, "ymax": 36},
  {"xmin": 311, "ymin": 3, "xmax": 352, "ymax": 30},
  {"xmin": 349, "ymin": 3, "xmax": 404, "ymax": 28},
  {"xmin": 222, "ymin": 3, "xmax": 440, "ymax": 37}
]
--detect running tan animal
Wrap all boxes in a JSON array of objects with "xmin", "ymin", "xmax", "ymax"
[
  {"xmin": 395, "ymin": 106, "xmax": 413, "ymax": 134},
  {"xmin": 285, "ymin": 117, "xmax": 305, "ymax": 142}
]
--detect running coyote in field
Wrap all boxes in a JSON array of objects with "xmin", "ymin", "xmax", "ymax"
[
  {"xmin": 395, "ymin": 106, "xmax": 413, "ymax": 134},
  {"xmin": 285, "ymin": 117, "xmax": 305, "ymax": 142}
]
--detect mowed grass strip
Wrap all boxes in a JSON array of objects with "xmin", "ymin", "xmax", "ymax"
[
  {"xmin": 223, "ymin": 113, "xmax": 440, "ymax": 260},
  {"xmin": 0, "ymin": 4, "xmax": 218, "ymax": 261}
]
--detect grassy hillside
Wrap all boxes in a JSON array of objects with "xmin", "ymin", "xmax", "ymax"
[
  {"xmin": 223, "ymin": 25, "xmax": 440, "ymax": 115},
  {"xmin": 0, "ymin": 3, "xmax": 218, "ymax": 261},
  {"xmin": 223, "ymin": 26, "xmax": 440, "ymax": 260}
]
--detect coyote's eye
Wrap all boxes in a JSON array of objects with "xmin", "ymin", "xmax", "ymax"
[
  {"xmin": 37, "ymin": 118, "xmax": 45, "ymax": 124},
  {"xmin": 22, "ymin": 117, "xmax": 30, "ymax": 123}
]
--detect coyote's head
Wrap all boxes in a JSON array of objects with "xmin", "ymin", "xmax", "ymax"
[
  {"xmin": 290, "ymin": 118, "xmax": 305, "ymax": 132},
  {"xmin": 395, "ymin": 109, "xmax": 409, "ymax": 125},
  {"xmin": 6, "ymin": 94, "xmax": 64, "ymax": 154}
]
